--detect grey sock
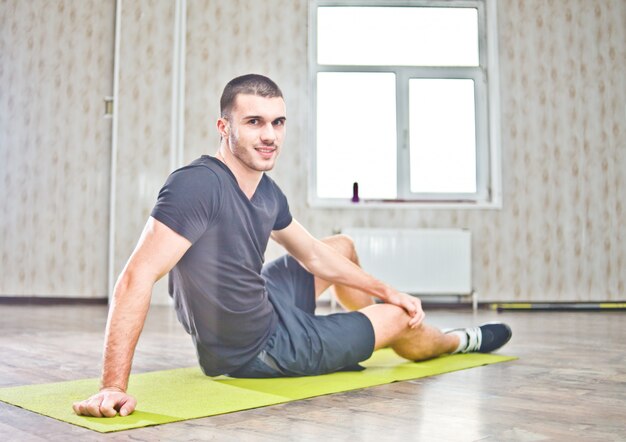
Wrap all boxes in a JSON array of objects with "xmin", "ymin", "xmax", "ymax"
[{"xmin": 448, "ymin": 330, "xmax": 469, "ymax": 354}]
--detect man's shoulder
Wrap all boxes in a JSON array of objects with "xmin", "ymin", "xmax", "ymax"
[
  {"xmin": 152, "ymin": 157, "xmax": 225, "ymax": 241},
  {"xmin": 160, "ymin": 157, "xmax": 227, "ymax": 198},
  {"xmin": 177, "ymin": 155, "xmax": 221, "ymax": 174},
  {"xmin": 169, "ymin": 156, "xmax": 225, "ymax": 182}
]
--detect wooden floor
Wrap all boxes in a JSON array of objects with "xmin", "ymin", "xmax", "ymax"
[{"xmin": 0, "ymin": 303, "xmax": 624, "ymax": 442}]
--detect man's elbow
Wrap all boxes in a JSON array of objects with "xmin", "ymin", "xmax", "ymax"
[{"xmin": 112, "ymin": 268, "xmax": 155, "ymax": 302}]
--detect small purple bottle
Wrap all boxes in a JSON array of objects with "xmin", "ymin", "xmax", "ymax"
[{"xmin": 351, "ymin": 182, "xmax": 360, "ymax": 203}]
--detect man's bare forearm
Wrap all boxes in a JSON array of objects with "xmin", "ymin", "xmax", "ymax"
[
  {"xmin": 305, "ymin": 238, "xmax": 424, "ymax": 326},
  {"xmin": 306, "ymin": 240, "xmax": 393, "ymax": 301},
  {"xmin": 73, "ymin": 218, "xmax": 191, "ymax": 417},
  {"xmin": 100, "ymin": 272, "xmax": 153, "ymax": 392}
]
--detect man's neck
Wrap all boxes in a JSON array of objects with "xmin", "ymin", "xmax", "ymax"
[{"xmin": 215, "ymin": 146, "xmax": 263, "ymax": 200}]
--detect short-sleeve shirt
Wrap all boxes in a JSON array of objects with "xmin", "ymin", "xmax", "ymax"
[{"xmin": 150, "ymin": 155, "xmax": 293, "ymax": 375}]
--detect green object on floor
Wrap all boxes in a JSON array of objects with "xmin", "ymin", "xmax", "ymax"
[{"xmin": 0, "ymin": 349, "xmax": 516, "ymax": 433}]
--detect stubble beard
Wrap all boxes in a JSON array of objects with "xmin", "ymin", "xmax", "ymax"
[{"xmin": 229, "ymin": 132, "xmax": 278, "ymax": 172}]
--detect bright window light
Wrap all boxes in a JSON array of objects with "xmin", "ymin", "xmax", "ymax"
[
  {"xmin": 310, "ymin": 0, "xmax": 500, "ymax": 206},
  {"xmin": 316, "ymin": 72, "xmax": 397, "ymax": 199},
  {"xmin": 409, "ymin": 79, "xmax": 477, "ymax": 193},
  {"xmin": 317, "ymin": 7, "xmax": 479, "ymax": 66}
]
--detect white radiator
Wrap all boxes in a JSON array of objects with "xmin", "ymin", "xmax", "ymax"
[{"xmin": 341, "ymin": 228, "xmax": 475, "ymax": 307}]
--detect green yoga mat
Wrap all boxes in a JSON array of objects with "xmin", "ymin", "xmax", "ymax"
[{"xmin": 0, "ymin": 350, "xmax": 516, "ymax": 433}]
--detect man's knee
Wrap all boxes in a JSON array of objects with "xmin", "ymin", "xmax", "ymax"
[
  {"xmin": 360, "ymin": 303, "xmax": 414, "ymax": 348},
  {"xmin": 323, "ymin": 234, "xmax": 358, "ymax": 264}
]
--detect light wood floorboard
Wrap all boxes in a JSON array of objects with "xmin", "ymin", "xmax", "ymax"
[{"xmin": 0, "ymin": 303, "xmax": 624, "ymax": 441}]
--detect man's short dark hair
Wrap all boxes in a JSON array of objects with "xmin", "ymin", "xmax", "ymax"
[{"xmin": 220, "ymin": 74, "xmax": 283, "ymax": 118}]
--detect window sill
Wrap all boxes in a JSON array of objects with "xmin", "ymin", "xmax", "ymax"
[{"xmin": 307, "ymin": 197, "xmax": 502, "ymax": 210}]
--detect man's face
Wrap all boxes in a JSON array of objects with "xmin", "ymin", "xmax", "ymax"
[{"xmin": 223, "ymin": 94, "xmax": 286, "ymax": 173}]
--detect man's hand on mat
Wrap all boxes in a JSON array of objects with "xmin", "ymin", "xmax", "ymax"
[
  {"xmin": 386, "ymin": 291, "xmax": 425, "ymax": 328},
  {"xmin": 72, "ymin": 387, "xmax": 136, "ymax": 417}
]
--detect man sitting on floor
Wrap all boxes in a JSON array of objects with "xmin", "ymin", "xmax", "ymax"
[{"xmin": 73, "ymin": 74, "xmax": 512, "ymax": 418}]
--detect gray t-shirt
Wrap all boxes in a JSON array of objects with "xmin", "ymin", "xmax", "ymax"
[{"xmin": 151, "ymin": 155, "xmax": 292, "ymax": 375}]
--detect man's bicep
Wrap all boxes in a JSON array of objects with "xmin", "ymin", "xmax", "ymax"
[{"xmin": 124, "ymin": 217, "xmax": 192, "ymax": 283}]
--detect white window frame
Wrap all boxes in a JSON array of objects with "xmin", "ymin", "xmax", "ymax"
[{"xmin": 308, "ymin": 0, "xmax": 502, "ymax": 209}]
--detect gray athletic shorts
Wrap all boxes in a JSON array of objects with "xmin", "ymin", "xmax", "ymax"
[{"xmin": 228, "ymin": 255, "xmax": 376, "ymax": 378}]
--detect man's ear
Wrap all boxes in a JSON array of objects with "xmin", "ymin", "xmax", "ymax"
[{"xmin": 217, "ymin": 118, "xmax": 229, "ymax": 138}]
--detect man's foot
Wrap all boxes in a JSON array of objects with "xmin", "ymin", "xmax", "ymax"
[{"xmin": 447, "ymin": 322, "xmax": 512, "ymax": 354}]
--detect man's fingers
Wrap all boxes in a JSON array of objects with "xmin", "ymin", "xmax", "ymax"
[
  {"xmin": 73, "ymin": 398, "xmax": 94, "ymax": 416},
  {"xmin": 100, "ymin": 396, "xmax": 119, "ymax": 417},
  {"xmin": 406, "ymin": 298, "xmax": 425, "ymax": 328},
  {"xmin": 408, "ymin": 301, "xmax": 419, "ymax": 316},
  {"xmin": 404, "ymin": 300, "xmax": 417, "ymax": 315},
  {"xmin": 119, "ymin": 396, "xmax": 137, "ymax": 417},
  {"xmin": 409, "ymin": 310, "xmax": 426, "ymax": 328},
  {"xmin": 84, "ymin": 397, "xmax": 105, "ymax": 417},
  {"xmin": 73, "ymin": 392, "xmax": 136, "ymax": 418},
  {"xmin": 402, "ymin": 298, "xmax": 420, "ymax": 316}
]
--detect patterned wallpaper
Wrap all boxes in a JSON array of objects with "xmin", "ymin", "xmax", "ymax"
[
  {"xmin": 492, "ymin": 0, "xmax": 625, "ymax": 301},
  {"xmin": 0, "ymin": 0, "xmax": 115, "ymax": 297},
  {"xmin": 112, "ymin": 0, "xmax": 176, "ymax": 304},
  {"xmin": 2, "ymin": 0, "xmax": 624, "ymax": 302},
  {"xmin": 184, "ymin": 0, "xmax": 625, "ymax": 302}
]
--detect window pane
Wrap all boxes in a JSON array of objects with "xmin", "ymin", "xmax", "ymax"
[
  {"xmin": 409, "ymin": 79, "xmax": 477, "ymax": 193},
  {"xmin": 317, "ymin": 72, "xmax": 397, "ymax": 199},
  {"xmin": 318, "ymin": 7, "xmax": 478, "ymax": 66}
]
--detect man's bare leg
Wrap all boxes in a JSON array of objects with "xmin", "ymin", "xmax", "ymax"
[
  {"xmin": 360, "ymin": 303, "xmax": 459, "ymax": 361},
  {"xmin": 313, "ymin": 234, "xmax": 454, "ymax": 360},
  {"xmin": 310, "ymin": 235, "xmax": 510, "ymax": 361},
  {"xmin": 314, "ymin": 234, "xmax": 375, "ymax": 311}
]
